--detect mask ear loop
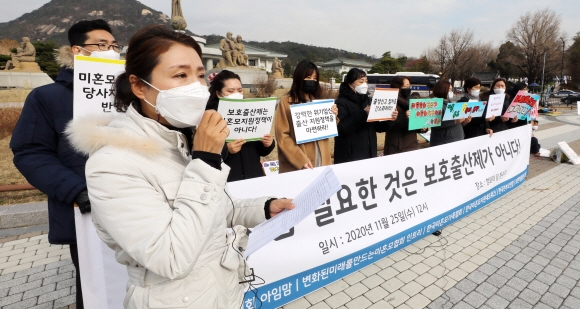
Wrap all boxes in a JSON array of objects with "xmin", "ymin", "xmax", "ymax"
[{"xmin": 140, "ymin": 78, "xmax": 162, "ymax": 122}]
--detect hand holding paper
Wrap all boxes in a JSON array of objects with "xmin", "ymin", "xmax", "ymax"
[{"xmin": 244, "ymin": 167, "xmax": 342, "ymax": 258}]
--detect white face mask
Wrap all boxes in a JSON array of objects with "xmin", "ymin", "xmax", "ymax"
[
  {"xmin": 494, "ymin": 88, "xmax": 506, "ymax": 94},
  {"xmin": 141, "ymin": 79, "xmax": 210, "ymax": 128},
  {"xmin": 532, "ymin": 125, "xmax": 538, "ymax": 131},
  {"xmin": 222, "ymin": 92, "xmax": 244, "ymax": 100},
  {"xmin": 448, "ymin": 91, "xmax": 454, "ymax": 100},
  {"xmin": 354, "ymin": 83, "xmax": 368, "ymax": 94},
  {"xmin": 470, "ymin": 90, "xmax": 480, "ymax": 98},
  {"xmin": 80, "ymin": 47, "xmax": 121, "ymax": 60}
]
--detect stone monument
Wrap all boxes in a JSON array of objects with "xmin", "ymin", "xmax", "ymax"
[
  {"xmin": 210, "ymin": 32, "xmax": 266, "ymax": 86},
  {"xmin": 271, "ymin": 57, "xmax": 284, "ymax": 79},
  {"xmin": 170, "ymin": 0, "xmax": 187, "ymax": 31},
  {"xmin": 3, "ymin": 37, "xmax": 41, "ymax": 72},
  {"xmin": 0, "ymin": 36, "xmax": 53, "ymax": 88}
]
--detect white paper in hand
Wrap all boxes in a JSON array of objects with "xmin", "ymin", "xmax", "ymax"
[{"xmin": 244, "ymin": 167, "xmax": 342, "ymax": 258}]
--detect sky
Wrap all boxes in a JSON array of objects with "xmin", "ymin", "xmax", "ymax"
[{"xmin": 1, "ymin": 0, "xmax": 579, "ymax": 58}]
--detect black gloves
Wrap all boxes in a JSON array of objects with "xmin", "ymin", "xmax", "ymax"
[{"xmin": 75, "ymin": 189, "xmax": 91, "ymax": 214}]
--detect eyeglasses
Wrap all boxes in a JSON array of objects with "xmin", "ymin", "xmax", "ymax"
[{"xmin": 81, "ymin": 43, "xmax": 123, "ymax": 52}]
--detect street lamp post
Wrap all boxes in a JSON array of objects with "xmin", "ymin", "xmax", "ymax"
[
  {"xmin": 540, "ymin": 51, "xmax": 546, "ymax": 107},
  {"xmin": 560, "ymin": 37, "xmax": 565, "ymax": 81}
]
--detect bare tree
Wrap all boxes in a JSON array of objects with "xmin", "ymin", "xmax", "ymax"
[
  {"xmin": 507, "ymin": 8, "xmax": 563, "ymax": 83},
  {"xmin": 427, "ymin": 29, "xmax": 478, "ymax": 83},
  {"xmin": 253, "ymin": 75, "xmax": 279, "ymax": 98}
]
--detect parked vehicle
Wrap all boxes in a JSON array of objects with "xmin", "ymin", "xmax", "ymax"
[
  {"xmin": 562, "ymin": 93, "xmax": 580, "ymax": 105},
  {"xmin": 550, "ymin": 90, "xmax": 578, "ymax": 98}
]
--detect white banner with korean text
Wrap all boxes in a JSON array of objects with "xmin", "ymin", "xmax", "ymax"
[
  {"xmin": 73, "ymin": 55, "xmax": 125, "ymax": 118},
  {"xmin": 74, "ymin": 125, "xmax": 531, "ymax": 309}
]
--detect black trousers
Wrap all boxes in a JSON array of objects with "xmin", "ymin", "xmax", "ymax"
[{"xmin": 70, "ymin": 244, "xmax": 84, "ymax": 309}]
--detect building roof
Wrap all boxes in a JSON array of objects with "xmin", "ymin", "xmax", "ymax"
[
  {"xmin": 472, "ymin": 71, "xmax": 500, "ymax": 83},
  {"xmin": 204, "ymin": 43, "xmax": 287, "ymax": 58},
  {"xmin": 319, "ymin": 57, "xmax": 374, "ymax": 68}
]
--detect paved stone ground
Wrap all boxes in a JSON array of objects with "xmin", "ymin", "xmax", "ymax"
[
  {"xmin": 280, "ymin": 112, "xmax": 580, "ymax": 309},
  {"xmin": 0, "ymin": 112, "xmax": 579, "ymax": 309},
  {"xmin": 428, "ymin": 191, "xmax": 580, "ymax": 309}
]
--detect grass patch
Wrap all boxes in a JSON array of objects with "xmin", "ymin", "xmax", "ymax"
[{"xmin": 0, "ymin": 135, "xmax": 47, "ymax": 205}]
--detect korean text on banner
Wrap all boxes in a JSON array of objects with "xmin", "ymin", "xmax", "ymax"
[
  {"xmin": 74, "ymin": 127, "xmax": 532, "ymax": 309},
  {"xmin": 442, "ymin": 101, "xmax": 487, "ymax": 121},
  {"xmin": 73, "ymin": 55, "xmax": 125, "ymax": 118},
  {"xmin": 367, "ymin": 88, "xmax": 398, "ymax": 121},
  {"xmin": 244, "ymin": 167, "xmax": 342, "ymax": 258},
  {"xmin": 217, "ymin": 97, "xmax": 277, "ymax": 142},
  {"xmin": 503, "ymin": 90, "xmax": 538, "ymax": 119},
  {"xmin": 408, "ymin": 98, "xmax": 444, "ymax": 130},
  {"xmin": 486, "ymin": 94, "xmax": 506, "ymax": 118},
  {"xmin": 290, "ymin": 100, "xmax": 338, "ymax": 144}
]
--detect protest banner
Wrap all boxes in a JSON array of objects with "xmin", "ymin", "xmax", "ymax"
[
  {"xmin": 486, "ymin": 94, "xmax": 506, "ymax": 118},
  {"xmin": 442, "ymin": 101, "xmax": 487, "ymax": 121},
  {"xmin": 367, "ymin": 88, "xmax": 398, "ymax": 121},
  {"xmin": 217, "ymin": 97, "xmax": 277, "ymax": 142},
  {"xmin": 290, "ymin": 99, "xmax": 338, "ymax": 144},
  {"xmin": 408, "ymin": 98, "xmax": 444, "ymax": 130},
  {"xmin": 262, "ymin": 160, "xmax": 280, "ymax": 176},
  {"xmin": 73, "ymin": 55, "xmax": 125, "ymax": 118},
  {"xmin": 75, "ymin": 125, "xmax": 531, "ymax": 309},
  {"xmin": 503, "ymin": 91, "xmax": 538, "ymax": 119}
]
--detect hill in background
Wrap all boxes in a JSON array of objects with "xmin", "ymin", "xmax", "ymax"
[
  {"xmin": 0, "ymin": 0, "xmax": 195, "ymax": 48},
  {"xmin": 0, "ymin": 0, "xmax": 377, "ymax": 66}
]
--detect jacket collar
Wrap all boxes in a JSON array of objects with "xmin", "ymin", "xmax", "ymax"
[{"xmin": 65, "ymin": 104, "xmax": 189, "ymax": 159}]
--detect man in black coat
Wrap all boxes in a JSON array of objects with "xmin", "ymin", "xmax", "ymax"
[{"xmin": 10, "ymin": 19, "xmax": 118, "ymax": 309}]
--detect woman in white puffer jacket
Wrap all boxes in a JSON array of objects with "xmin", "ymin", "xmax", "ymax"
[{"xmin": 66, "ymin": 25, "xmax": 294, "ymax": 309}]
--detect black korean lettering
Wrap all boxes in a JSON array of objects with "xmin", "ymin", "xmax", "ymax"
[
  {"xmin": 93, "ymin": 73, "xmax": 104, "ymax": 85},
  {"xmin": 482, "ymin": 147, "xmax": 495, "ymax": 166},
  {"xmin": 355, "ymin": 177, "xmax": 377, "ymax": 210},
  {"xmin": 424, "ymin": 164, "xmax": 437, "ymax": 186},
  {"xmin": 438, "ymin": 159, "xmax": 451, "ymax": 182},
  {"xmin": 335, "ymin": 185, "xmax": 358, "ymax": 215},
  {"xmin": 462, "ymin": 153, "xmax": 474, "ymax": 175},
  {"xmin": 274, "ymin": 227, "xmax": 294, "ymax": 241},
  {"xmin": 384, "ymin": 171, "xmax": 402, "ymax": 202},
  {"xmin": 450, "ymin": 155, "xmax": 462, "ymax": 180},
  {"xmin": 402, "ymin": 167, "xmax": 417, "ymax": 196}
]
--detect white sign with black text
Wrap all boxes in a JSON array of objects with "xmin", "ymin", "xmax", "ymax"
[
  {"xmin": 290, "ymin": 100, "xmax": 338, "ymax": 144},
  {"xmin": 367, "ymin": 88, "xmax": 398, "ymax": 121},
  {"xmin": 217, "ymin": 97, "xmax": 277, "ymax": 142},
  {"xmin": 73, "ymin": 55, "xmax": 125, "ymax": 118},
  {"xmin": 486, "ymin": 94, "xmax": 506, "ymax": 118}
]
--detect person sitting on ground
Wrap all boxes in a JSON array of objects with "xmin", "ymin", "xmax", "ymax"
[{"xmin": 531, "ymin": 119, "xmax": 541, "ymax": 157}]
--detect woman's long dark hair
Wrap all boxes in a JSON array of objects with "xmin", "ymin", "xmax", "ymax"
[
  {"xmin": 206, "ymin": 70, "xmax": 241, "ymax": 110},
  {"xmin": 433, "ymin": 80, "xmax": 452, "ymax": 99},
  {"xmin": 288, "ymin": 60, "xmax": 321, "ymax": 104},
  {"xmin": 113, "ymin": 25, "xmax": 202, "ymax": 112}
]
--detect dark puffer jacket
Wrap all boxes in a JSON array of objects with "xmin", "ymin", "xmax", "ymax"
[
  {"xmin": 333, "ymin": 83, "xmax": 386, "ymax": 164},
  {"xmin": 384, "ymin": 96, "xmax": 420, "ymax": 155},
  {"xmin": 10, "ymin": 47, "xmax": 86, "ymax": 245}
]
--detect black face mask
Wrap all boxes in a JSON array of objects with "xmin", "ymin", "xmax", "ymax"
[
  {"xmin": 400, "ymin": 88, "xmax": 412, "ymax": 99},
  {"xmin": 303, "ymin": 80, "xmax": 317, "ymax": 94}
]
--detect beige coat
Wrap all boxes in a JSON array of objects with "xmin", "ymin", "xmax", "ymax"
[
  {"xmin": 275, "ymin": 94, "xmax": 332, "ymax": 173},
  {"xmin": 66, "ymin": 105, "xmax": 271, "ymax": 309}
]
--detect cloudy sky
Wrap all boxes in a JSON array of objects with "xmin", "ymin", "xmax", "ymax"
[{"xmin": 1, "ymin": 0, "xmax": 579, "ymax": 58}]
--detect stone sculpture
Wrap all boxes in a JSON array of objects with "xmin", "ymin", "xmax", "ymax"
[
  {"xmin": 234, "ymin": 35, "xmax": 249, "ymax": 67},
  {"xmin": 171, "ymin": 0, "xmax": 187, "ymax": 31},
  {"xmin": 4, "ymin": 37, "xmax": 39, "ymax": 71},
  {"xmin": 271, "ymin": 57, "xmax": 284, "ymax": 78}
]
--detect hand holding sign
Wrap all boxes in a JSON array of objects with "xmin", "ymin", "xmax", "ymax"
[{"xmin": 367, "ymin": 88, "xmax": 398, "ymax": 121}]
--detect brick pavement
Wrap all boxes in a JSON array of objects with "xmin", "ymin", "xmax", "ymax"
[
  {"xmin": 428, "ymin": 190, "xmax": 580, "ymax": 309},
  {"xmin": 281, "ymin": 121, "xmax": 580, "ymax": 309}
]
